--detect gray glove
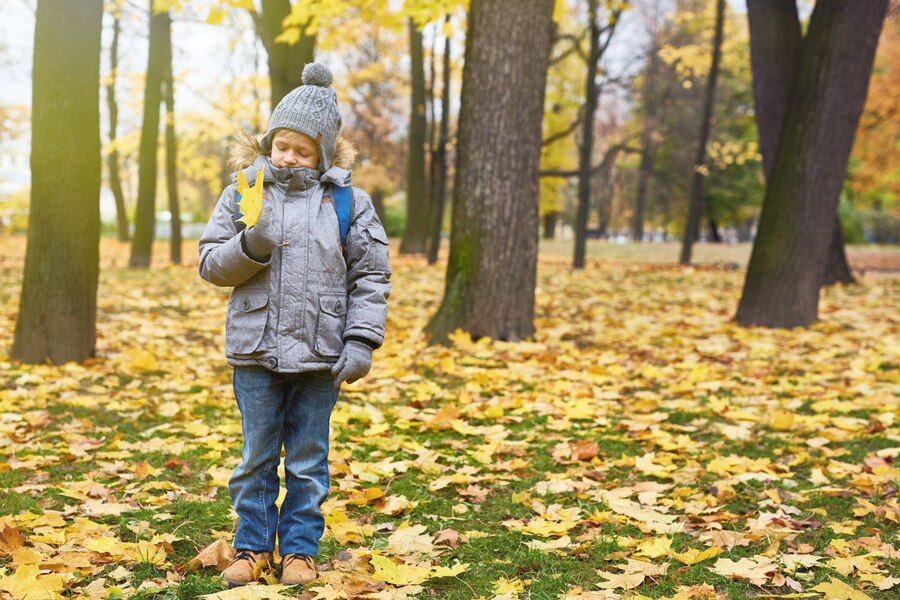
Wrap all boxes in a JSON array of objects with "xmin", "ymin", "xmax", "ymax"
[
  {"xmin": 331, "ymin": 340, "xmax": 373, "ymax": 387},
  {"xmin": 243, "ymin": 200, "xmax": 279, "ymax": 260}
]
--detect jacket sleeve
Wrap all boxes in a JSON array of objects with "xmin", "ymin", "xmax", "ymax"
[
  {"xmin": 198, "ymin": 184, "xmax": 269, "ymax": 287},
  {"xmin": 343, "ymin": 188, "xmax": 391, "ymax": 349}
]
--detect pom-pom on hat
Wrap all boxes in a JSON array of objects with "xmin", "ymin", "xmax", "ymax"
[{"xmin": 260, "ymin": 62, "xmax": 342, "ymax": 172}]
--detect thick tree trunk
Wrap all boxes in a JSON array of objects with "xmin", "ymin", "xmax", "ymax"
[
  {"xmin": 679, "ymin": 0, "xmax": 725, "ymax": 265},
  {"xmin": 736, "ymin": 0, "xmax": 887, "ymax": 327},
  {"xmin": 573, "ymin": 0, "xmax": 601, "ymax": 269},
  {"xmin": 428, "ymin": 16, "xmax": 452, "ymax": 265},
  {"xmin": 747, "ymin": 0, "xmax": 855, "ymax": 286},
  {"xmin": 425, "ymin": 0, "xmax": 555, "ymax": 342},
  {"xmin": 257, "ymin": 0, "xmax": 315, "ymax": 109},
  {"xmin": 13, "ymin": 0, "xmax": 103, "ymax": 363},
  {"xmin": 401, "ymin": 18, "xmax": 429, "ymax": 254},
  {"xmin": 106, "ymin": 11, "xmax": 129, "ymax": 242},
  {"xmin": 162, "ymin": 11, "xmax": 181, "ymax": 265},
  {"xmin": 129, "ymin": 2, "xmax": 167, "ymax": 268},
  {"xmin": 747, "ymin": 0, "xmax": 802, "ymax": 178}
]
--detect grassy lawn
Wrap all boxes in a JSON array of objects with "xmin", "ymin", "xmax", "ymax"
[{"xmin": 0, "ymin": 236, "xmax": 897, "ymax": 599}]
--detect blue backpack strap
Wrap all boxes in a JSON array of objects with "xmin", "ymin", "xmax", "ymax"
[{"xmin": 332, "ymin": 183, "xmax": 352, "ymax": 246}]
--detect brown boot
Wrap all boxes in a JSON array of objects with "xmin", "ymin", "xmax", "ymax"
[
  {"xmin": 222, "ymin": 549, "xmax": 273, "ymax": 587},
  {"xmin": 280, "ymin": 553, "xmax": 317, "ymax": 586}
]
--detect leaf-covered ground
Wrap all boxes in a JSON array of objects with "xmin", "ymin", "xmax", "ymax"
[{"xmin": 0, "ymin": 238, "xmax": 898, "ymax": 600}]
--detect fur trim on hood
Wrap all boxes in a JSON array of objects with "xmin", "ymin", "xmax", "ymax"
[{"xmin": 227, "ymin": 130, "xmax": 358, "ymax": 173}]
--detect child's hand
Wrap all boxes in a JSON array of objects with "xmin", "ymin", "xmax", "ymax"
[
  {"xmin": 244, "ymin": 198, "xmax": 279, "ymax": 258},
  {"xmin": 331, "ymin": 340, "xmax": 373, "ymax": 387}
]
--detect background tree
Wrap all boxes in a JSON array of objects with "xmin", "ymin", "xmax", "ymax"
[
  {"xmin": 12, "ymin": 0, "xmax": 104, "ymax": 363},
  {"xmin": 426, "ymin": 0, "xmax": 556, "ymax": 342},
  {"xmin": 253, "ymin": 0, "xmax": 316, "ymax": 109},
  {"xmin": 105, "ymin": 2, "xmax": 129, "ymax": 242},
  {"xmin": 847, "ymin": 11, "xmax": 900, "ymax": 243},
  {"xmin": 400, "ymin": 17, "xmax": 429, "ymax": 254},
  {"xmin": 162, "ymin": 8, "xmax": 180, "ymax": 265},
  {"xmin": 129, "ymin": 2, "xmax": 168, "ymax": 268},
  {"xmin": 679, "ymin": 0, "xmax": 725, "ymax": 265},
  {"xmin": 746, "ymin": 0, "xmax": 853, "ymax": 285},
  {"xmin": 573, "ymin": 0, "xmax": 625, "ymax": 269},
  {"xmin": 735, "ymin": 0, "xmax": 888, "ymax": 328},
  {"xmin": 428, "ymin": 15, "xmax": 453, "ymax": 265}
]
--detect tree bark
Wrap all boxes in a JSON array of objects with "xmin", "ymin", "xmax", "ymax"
[
  {"xmin": 679, "ymin": 0, "xmax": 726, "ymax": 265},
  {"xmin": 106, "ymin": 9, "xmax": 129, "ymax": 242},
  {"xmin": 428, "ymin": 16, "xmax": 453, "ymax": 265},
  {"xmin": 13, "ymin": 0, "xmax": 104, "ymax": 363},
  {"xmin": 162, "ymin": 10, "xmax": 180, "ymax": 265},
  {"xmin": 736, "ymin": 0, "xmax": 887, "ymax": 327},
  {"xmin": 747, "ymin": 0, "xmax": 855, "ymax": 286},
  {"xmin": 129, "ymin": 1, "xmax": 167, "ymax": 268},
  {"xmin": 256, "ymin": 0, "xmax": 315, "ymax": 109},
  {"xmin": 401, "ymin": 18, "xmax": 429, "ymax": 254},
  {"xmin": 425, "ymin": 0, "xmax": 555, "ymax": 342}
]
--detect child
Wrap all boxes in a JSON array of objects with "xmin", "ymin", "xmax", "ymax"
[{"xmin": 198, "ymin": 62, "xmax": 391, "ymax": 587}]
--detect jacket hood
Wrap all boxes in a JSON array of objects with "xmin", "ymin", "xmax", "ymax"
[{"xmin": 228, "ymin": 130, "xmax": 357, "ymax": 173}]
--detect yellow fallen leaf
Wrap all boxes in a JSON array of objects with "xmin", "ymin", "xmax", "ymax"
[
  {"xmin": 369, "ymin": 554, "xmax": 431, "ymax": 585},
  {"xmin": 811, "ymin": 578, "xmax": 872, "ymax": 600},
  {"xmin": 0, "ymin": 563, "xmax": 67, "ymax": 600},
  {"xmin": 669, "ymin": 546, "xmax": 722, "ymax": 565}
]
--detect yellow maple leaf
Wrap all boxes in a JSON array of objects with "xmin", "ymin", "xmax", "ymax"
[
  {"xmin": 669, "ymin": 546, "xmax": 723, "ymax": 565},
  {"xmin": 369, "ymin": 554, "xmax": 431, "ymax": 585},
  {"xmin": 811, "ymin": 578, "xmax": 872, "ymax": 600},
  {"xmin": 0, "ymin": 563, "xmax": 67, "ymax": 600},
  {"xmin": 235, "ymin": 169, "xmax": 265, "ymax": 227}
]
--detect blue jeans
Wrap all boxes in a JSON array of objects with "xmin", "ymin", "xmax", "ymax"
[{"xmin": 229, "ymin": 365, "xmax": 340, "ymax": 556}]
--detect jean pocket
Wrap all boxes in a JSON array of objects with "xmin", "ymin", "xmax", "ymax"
[
  {"xmin": 226, "ymin": 290, "xmax": 269, "ymax": 355},
  {"xmin": 314, "ymin": 293, "xmax": 347, "ymax": 358}
]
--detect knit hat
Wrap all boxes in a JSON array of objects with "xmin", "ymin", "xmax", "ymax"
[{"xmin": 260, "ymin": 63, "xmax": 342, "ymax": 172}]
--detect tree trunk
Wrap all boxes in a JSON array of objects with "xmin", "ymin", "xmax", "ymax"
[
  {"xmin": 821, "ymin": 215, "xmax": 854, "ymax": 285},
  {"xmin": 129, "ymin": 1, "xmax": 167, "ymax": 269},
  {"xmin": 543, "ymin": 212, "xmax": 558, "ymax": 239},
  {"xmin": 372, "ymin": 189, "xmax": 385, "ymax": 225},
  {"xmin": 162, "ymin": 10, "xmax": 180, "ymax": 265},
  {"xmin": 13, "ymin": 0, "xmax": 104, "ymax": 364},
  {"xmin": 573, "ymin": 0, "xmax": 601, "ymax": 269},
  {"xmin": 736, "ymin": 0, "xmax": 887, "ymax": 327},
  {"xmin": 633, "ymin": 48, "xmax": 659, "ymax": 243},
  {"xmin": 679, "ymin": 0, "xmax": 725, "ymax": 265},
  {"xmin": 428, "ymin": 16, "xmax": 453, "ymax": 265},
  {"xmin": 257, "ymin": 0, "xmax": 315, "ymax": 109},
  {"xmin": 425, "ymin": 0, "xmax": 555, "ymax": 342},
  {"xmin": 401, "ymin": 18, "xmax": 429, "ymax": 254},
  {"xmin": 106, "ymin": 9, "xmax": 129, "ymax": 242},
  {"xmin": 747, "ymin": 0, "xmax": 855, "ymax": 285}
]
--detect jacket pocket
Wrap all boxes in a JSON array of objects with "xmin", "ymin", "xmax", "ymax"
[
  {"xmin": 314, "ymin": 293, "xmax": 347, "ymax": 358},
  {"xmin": 365, "ymin": 224, "xmax": 390, "ymax": 271},
  {"xmin": 226, "ymin": 290, "xmax": 269, "ymax": 355}
]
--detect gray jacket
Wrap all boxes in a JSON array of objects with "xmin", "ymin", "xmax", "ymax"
[{"xmin": 198, "ymin": 156, "xmax": 391, "ymax": 372}]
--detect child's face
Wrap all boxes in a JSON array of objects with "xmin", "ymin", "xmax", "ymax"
[{"xmin": 271, "ymin": 130, "xmax": 319, "ymax": 169}]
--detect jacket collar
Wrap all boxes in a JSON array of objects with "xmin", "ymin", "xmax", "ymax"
[{"xmin": 233, "ymin": 157, "xmax": 352, "ymax": 189}]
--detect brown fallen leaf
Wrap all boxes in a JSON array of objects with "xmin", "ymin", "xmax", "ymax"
[{"xmin": 186, "ymin": 538, "xmax": 234, "ymax": 572}]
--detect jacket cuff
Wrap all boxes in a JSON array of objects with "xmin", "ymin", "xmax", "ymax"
[
  {"xmin": 240, "ymin": 230, "xmax": 272, "ymax": 263},
  {"xmin": 344, "ymin": 335, "xmax": 380, "ymax": 351}
]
